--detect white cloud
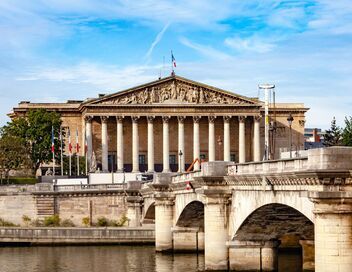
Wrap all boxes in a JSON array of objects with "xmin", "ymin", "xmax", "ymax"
[
  {"xmin": 225, "ymin": 35, "xmax": 277, "ymax": 53},
  {"xmin": 144, "ymin": 22, "xmax": 170, "ymax": 62}
]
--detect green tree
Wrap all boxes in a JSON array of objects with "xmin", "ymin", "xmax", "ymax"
[
  {"xmin": 342, "ymin": 116, "xmax": 352, "ymax": 146},
  {"xmin": 0, "ymin": 130, "xmax": 31, "ymax": 182},
  {"xmin": 3, "ymin": 109, "xmax": 63, "ymax": 170},
  {"xmin": 323, "ymin": 117, "xmax": 342, "ymax": 146}
]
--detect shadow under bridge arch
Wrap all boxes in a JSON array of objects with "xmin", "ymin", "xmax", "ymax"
[{"xmin": 176, "ymin": 201, "xmax": 204, "ymax": 231}]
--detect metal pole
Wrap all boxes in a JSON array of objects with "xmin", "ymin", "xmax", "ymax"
[
  {"xmin": 289, "ymin": 124, "xmax": 292, "ymax": 159},
  {"xmin": 69, "ymin": 155, "xmax": 71, "ymax": 176},
  {"xmin": 77, "ymin": 154, "xmax": 80, "ymax": 176}
]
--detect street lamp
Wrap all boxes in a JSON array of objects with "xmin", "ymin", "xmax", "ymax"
[
  {"xmin": 287, "ymin": 113, "xmax": 294, "ymax": 159},
  {"xmin": 178, "ymin": 150, "xmax": 183, "ymax": 173},
  {"xmin": 217, "ymin": 136, "xmax": 223, "ymax": 161}
]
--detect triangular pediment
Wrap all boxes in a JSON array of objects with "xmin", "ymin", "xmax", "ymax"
[{"xmin": 86, "ymin": 75, "xmax": 259, "ymax": 106}]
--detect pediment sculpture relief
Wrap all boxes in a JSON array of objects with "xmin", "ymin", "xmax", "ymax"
[{"xmin": 100, "ymin": 81, "xmax": 251, "ymax": 105}]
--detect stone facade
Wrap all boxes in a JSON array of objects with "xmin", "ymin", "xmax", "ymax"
[{"xmin": 10, "ymin": 75, "xmax": 307, "ymax": 173}]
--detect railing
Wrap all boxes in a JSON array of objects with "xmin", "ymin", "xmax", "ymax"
[
  {"xmin": 228, "ymin": 157, "xmax": 308, "ymax": 176},
  {"xmin": 171, "ymin": 170, "xmax": 202, "ymax": 183},
  {"xmin": 54, "ymin": 183, "xmax": 126, "ymax": 192}
]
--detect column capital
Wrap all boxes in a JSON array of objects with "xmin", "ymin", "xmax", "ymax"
[
  {"xmin": 177, "ymin": 116, "xmax": 185, "ymax": 123},
  {"xmin": 147, "ymin": 115, "xmax": 155, "ymax": 123},
  {"xmin": 116, "ymin": 116, "xmax": 124, "ymax": 122},
  {"xmin": 193, "ymin": 116, "xmax": 201, "ymax": 123},
  {"xmin": 84, "ymin": 115, "xmax": 94, "ymax": 123},
  {"xmin": 223, "ymin": 115, "xmax": 232, "ymax": 122},
  {"xmin": 254, "ymin": 115, "xmax": 262, "ymax": 122},
  {"xmin": 208, "ymin": 115, "xmax": 217, "ymax": 123},
  {"xmin": 162, "ymin": 116, "xmax": 171, "ymax": 123},
  {"xmin": 131, "ymin": 116, "xmax": 140, "ymax": 123},
  {"xmin": 100, "ymin": 116, "xmax": 109, "ymax": 123},
  {"xmin": 238, "ymin": 116, "xmax": 246, "ymax": 123}
]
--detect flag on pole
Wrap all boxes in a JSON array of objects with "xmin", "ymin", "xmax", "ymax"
[
  {"xmin": 76, "ymin": 128, "xmax": 80, "ymax": 153},
  {"xmin": 68, "ymin": 128, "xmax": 72, "ymax": 154},
  {"xmin": 51, "ymin": 126, "xmax": 55, "ymax": 153},
  {"xmin": 84, "ymin": 132, "xmax": 88, "ymax": 154},
  {"xmin": 171, "ymin": 51, "xmax": 176, "ymax": 67}
]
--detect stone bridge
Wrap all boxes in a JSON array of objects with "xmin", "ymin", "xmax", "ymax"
[{"xmin": 137, "ymin": 147, "xmax": 352, "ymax": 271}]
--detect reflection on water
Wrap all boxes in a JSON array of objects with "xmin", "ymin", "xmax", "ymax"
[{"xmin": 0, "ymin": 246, "xmax": 302, "ymax": 272}]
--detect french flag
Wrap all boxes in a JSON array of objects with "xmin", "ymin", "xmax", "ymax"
[
  {"xmin": 171, "ymin": 51, "xmax": 176, "ymax": 67},
  {"xmin": 76, "ymin": 128, "xmax": 80, "ymax": 153},
  {"xmin": 68, "ymin": 128, "xmax": 72, "ymax": 154},
  {"xmin": 51, "ymin": 126, "xmax": 55, "ymax": 153}
]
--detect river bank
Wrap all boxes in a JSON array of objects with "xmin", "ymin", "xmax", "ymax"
[{"xmin": 0, "ymin": 227, "xmax": 154, "ymax": 245}]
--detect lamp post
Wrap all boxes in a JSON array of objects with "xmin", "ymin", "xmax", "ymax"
[
  {"xmin": 178, "ymin": 150, "xmax": 183, "ymax": 173},
  {"xmin": 217, "ymin": 136, "xmax": 223, "ymax": 161},
  {"xmin": 287, "ymin": 113, "xmax": 294, "ymax": 159}
]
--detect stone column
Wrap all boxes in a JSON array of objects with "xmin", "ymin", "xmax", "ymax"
[
  {"xmin": 229, "ymin": 240, "xmax": 280, "ymax": 271},
  {"xmin": 131, "ymin": 116, "xmax": 140, "ymax": 173},
  {"xmin": 223, "ymin": 116, "xmax": 231, "ymax": 161},
  {"xmin": 178, "ymin": 116, "xmax": 185, "ymax": 172},
  {"xmin": 193, "ymin": 116, "xmax": 201, "ymax": 171},
  {"xmin": 116, "ymin": 116, "xmax": 124, "ymax": 172},
  {"xmin": 126, "ymin": 196, "xmax": 142, "ymax": 227},
  {"xmin": 162, "ymin": 116, "xmax": 170, "ymax": 173},
  {"xmin": 239, "ymin": 116, "xmax": 246, "ymax": 163},
  {"xmin": 155, "ymin": 196, "xmax": 174, "ymax": 252},
  {"xmin": 85, "ymin": 115, "xmax": 93, "ymax": 167},
  {"xmin": 310, "ymin": 192, "xmax": 352, "ymax": 272},
  {"xmin": 147, "ymin": 116, "xmax": 155, "ymax": 172},
  {"xmin": 253, "ymin": 115, "xmax": 261, "ymax": 162},
  {"xmin": 208, "ymin": 116, "xmax": 216, "ymax": 162},
  {"xmin": 101, "ymin": 116, "xmax": 109, "ymax": 172},
  {"xmin": 204, "ymin": 194, "xmax": 230, "ymax": 270}
]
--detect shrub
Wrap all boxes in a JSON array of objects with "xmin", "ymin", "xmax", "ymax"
[
  {"xmin": 0, "ymin": 218, "xmax": 17, "ymax": 227},
  {"xmin": 97, "ymin": 217, "xmax": 108, "ymax": 227},
  {"xmin": 22, "ymin": 215, "xmax": 31, "ymax": 226},
  {"xmin": 43, "ymin": 215, "xmax": 60, "ymax": 227},
  {"xmin": 31, "ymin": 219, "xmax": 44, "ymax": 227},
  {"xmin": 60, "ymin": 219, "xmax": 75, "ymax": 227},
  {"xmin": 82, "ymin": 217, "xmax": 90, "ymax": 227}
]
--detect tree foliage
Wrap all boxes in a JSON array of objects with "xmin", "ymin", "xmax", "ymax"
[
  {"xmin": 342, "ymin": 116, "xmax": 352, "ymax": 146},
  {"xmin": 323, "ymin": 117, "xmax": 342, "ymax": 146},
  {"xmin": 2, "ymin": 109, "xmax": 63, "ymax": 170},
  {"xmin": 0, "ymin": 129, "xmax": 31, "ymax": 181}
]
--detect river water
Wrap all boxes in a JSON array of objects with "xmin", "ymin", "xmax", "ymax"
[{"xmin": 0, "ymin": 245, "xmax": 302, "ymax": 272}]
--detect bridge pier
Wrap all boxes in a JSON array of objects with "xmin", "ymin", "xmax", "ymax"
[
  {"xmin": 310, "ymin": 192, "xmax": 352, "ymax": 272},
  {"xmin": 172, "ymin": 227, "xmax": 204, "ymax": 252},
  {"xmin": 126, "ymin": 196, "xmax": 142, "ymax": 227},
  {"xmin": 204, "ymin": 194, "xmax": 230, "ymax": 270},
  {"xmin": 155, "ymin": 196, "xmax": 174, "ymax": 252},
  {"xmin": 228, "ymin": 240, "xmax": 280, "ymax": 271}
]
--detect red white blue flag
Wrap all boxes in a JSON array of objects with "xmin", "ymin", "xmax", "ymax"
[
  {"xmin": 76, "ymin": 128, "xmax": 80, "ymax": 153},
  {"xmin": 51, "ymin": 126, "xmax": 55, "ymax": 153},
  {"xmin": 68, "ymin": 128, "xmax": 72, "ymax": 154},
  {"xmin": 171, "ymin": 51, "xmax": 176, "ymax": 67}
]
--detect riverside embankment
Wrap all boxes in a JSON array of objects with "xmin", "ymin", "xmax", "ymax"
[{"xmin": 0, "ymin": 227, "xmax": 154, "ymax": 245}]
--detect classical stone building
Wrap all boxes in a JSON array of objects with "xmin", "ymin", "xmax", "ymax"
[{"xmin": 10, "ymin": 75, "xmax": 308, "ymax": 173}]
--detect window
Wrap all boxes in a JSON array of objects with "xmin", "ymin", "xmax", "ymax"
[
  {"xmin": 230, "ymin": 154, "xmax": 236, "ymax": 162},
  {"xmin": 139, "ymin": 155, "xmax": 146, "ymax": 165},
  {"xmin": 169, "ymin": 155, "xmax": 177, "ymax": 165}
]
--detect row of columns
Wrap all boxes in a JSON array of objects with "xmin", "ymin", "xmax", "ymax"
[{"xmin": 85, "ymin": 115, "xmax": 262, "ymax": 172}]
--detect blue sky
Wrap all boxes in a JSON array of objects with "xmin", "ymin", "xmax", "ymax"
[{"xmin": 0, "ymin": 0, "xmax": 351, "ymax": 128}]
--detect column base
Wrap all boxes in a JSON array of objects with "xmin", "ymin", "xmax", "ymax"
[{"xmin": 228, "ymin": 240, "xmax": 280, "ymax": 271}]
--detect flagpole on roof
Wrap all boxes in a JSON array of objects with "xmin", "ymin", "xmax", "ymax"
[{"xmin": 171, "ymin": 50, "xmax": 176, "ymax": 76}]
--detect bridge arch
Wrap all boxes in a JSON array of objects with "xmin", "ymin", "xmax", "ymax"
[
  {"xmin": 232, "ymin": 203, "xmax": 314, "ymax": 242},
  {"xmin": 230, "ymin": 190, "xmax": 314, "ymax": 237},
  {"xmin": 176, "ymin": 200, "xmax": 204, "ymax": 230},
  {"xmin": 142, "ymin": 201, "xmax": 155, "ymax": 224}
]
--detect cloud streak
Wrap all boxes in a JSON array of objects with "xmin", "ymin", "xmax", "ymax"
[{"xmin": 144, "ymin": 22, "xmax": 170, "ymax": 63}]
